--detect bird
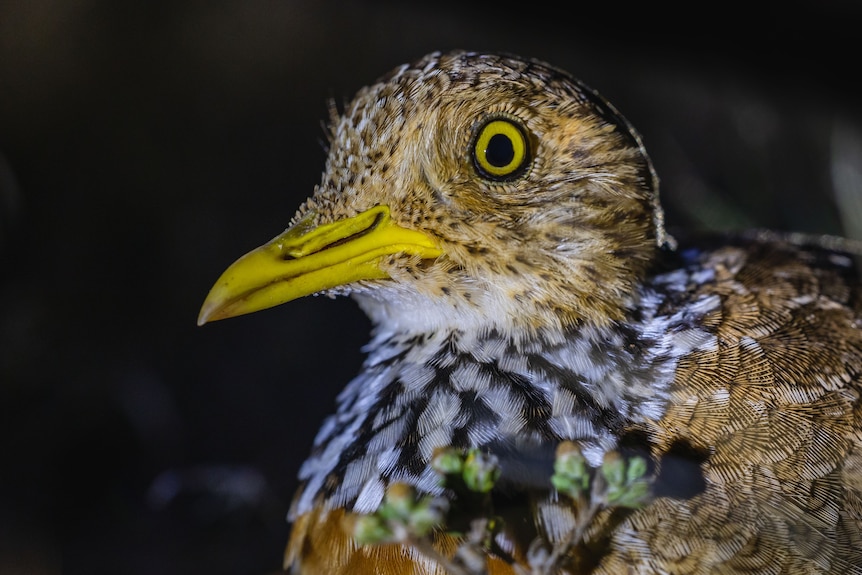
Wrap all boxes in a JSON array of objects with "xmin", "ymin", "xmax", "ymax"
[{"xmin": 198, "ymin": 51, "xmax": 862, "ymax": 574}]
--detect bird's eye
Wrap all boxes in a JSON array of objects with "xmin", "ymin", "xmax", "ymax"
[{"xmin": 472, "ymin": 118, "xmax": 530, "ymax": 181}]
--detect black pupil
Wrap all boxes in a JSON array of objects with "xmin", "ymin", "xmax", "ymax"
[{"xmin": 485, "ymin": 133, "xmax": 515, "ymax": 167}]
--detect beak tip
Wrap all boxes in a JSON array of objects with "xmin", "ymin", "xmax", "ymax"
[
  {"xmin": 197, "ymin": 298, "xmax": 222, "ymax": 326},
  {"xmin": 197, "ymin": 308, "xmax": 211, "ymax": 327}
]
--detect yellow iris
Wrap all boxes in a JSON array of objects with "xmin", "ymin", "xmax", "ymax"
[{"xmin": 472, "ymin": 119, "xmax": 529, "ymax": 179}]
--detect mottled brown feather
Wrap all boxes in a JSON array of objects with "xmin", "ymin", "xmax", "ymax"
[{"xmin": 645, "ymin": 242, "xmax": 862, "ymax": 574}]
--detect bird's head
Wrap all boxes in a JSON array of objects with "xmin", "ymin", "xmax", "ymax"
[{"xmin": 199, "ymin": 51, "xmax": 668, "ymax": 336}]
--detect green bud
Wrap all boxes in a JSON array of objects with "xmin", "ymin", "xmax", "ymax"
[
  {"xmin": 601, "ymin": 452, "xmax": 625, "ymax": 488},
  {"xmin": 431, "ymin": 447, "xmax": 465, "ymax": 476},
  {"xmin": 601, "ymin": 453, "xmax": 651, "ymax": 508},
  {"xmin": 380, "ymin": 482, "xmax": 416, "ymax": 520},
  {"xmin": 614, "ymin": 480, "xmax": 650, "ymax": 508},
  {"xmin": 626, "ymin": 456, "xmax": 648, "ymax": 484},
  {"xmin": 463, "ymin": 449, "xmax": 500, "ymax": 493},
  {"xmin": 550, "ymin": 473, "xmax": 576, "ymax": 496},
  {"xmin": 552, "ymin": 441, "xmax": 590, "ymax": 496},
  {"xmin": 407, "ymin": 499, "xmax": 446, "ymax": 536}
]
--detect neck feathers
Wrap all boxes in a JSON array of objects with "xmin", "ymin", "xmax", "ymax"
[{"xmin": 290, "ymin": 263, "xmax": 720, "ymax": 519}]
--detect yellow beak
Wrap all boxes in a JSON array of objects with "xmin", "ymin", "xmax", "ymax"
[{"xmin": 198, "ymin": 205, "xmax": 442, "ymax": 325}]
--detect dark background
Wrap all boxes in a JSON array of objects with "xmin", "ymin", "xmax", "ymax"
[{"xmin": 2, "ymin": 2, "xmax": 861, "ymax": 574}]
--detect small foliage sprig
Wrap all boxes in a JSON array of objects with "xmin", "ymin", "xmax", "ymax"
[
  {"xmin": 350, "ymin": 447, "xmax": 502, "ymax": 575},
  {"xmin": 532, "ymin": 441, "xmax": 651, "ymax": 573},
  {"xmin": 552, "ymin": 441, "xmax": 650, "ymax": 509},
  {"xmin": 349, "ymin": 441, "xmax": 653, "ymax": 575}
]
